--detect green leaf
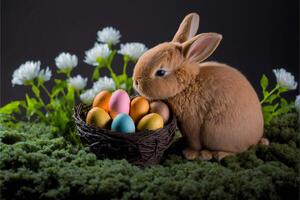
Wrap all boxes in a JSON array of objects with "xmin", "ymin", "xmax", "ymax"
[
  {"xmin": 66, "ymin": 86, "xmax": 75, "ymax": 109},
  {"xmin": 273, "ymin": 106, "xmax": 290, "ymax": 117},
  {"xmin": 117, "ymin": 74, "xmax": 127, "ymax": 83},
  {"xmin": 260, "ymin": 74, "xmax": 269, "ymax": 93},
  {"xmin": 47, "ymin": 107, "xmax": 69, "ymax": 133},
  {"xmin": 51, "ymin": 79, "xmax": 67, "ymax": 98},
  {"xmin": 32, "ymin": 85, "xmax": 40, "ymax": 98},
  {"xmin": 92, "ymin": 68, "xmax": 100, "ymax": 81},
  {"xmin": 263, "ymin": 114, "xmax": 273, "ymax": 125},
  {"xmin": 264, "ymin": 94, "xmax": 278, "ymax": 104},
  {"xmin": 25, "ymin": 95, "xmax": 44, "ymax": 120},
  {"xmin": 0, "ymin": 101, "xmax": 24, "ymax": 114},
  {"xmin": 262, "ymin": 105, "xmax": 275, "ymax": 113},
  {"xmin": 278, "ymin": 86, "xmax": 289, "ymax": 93},
  {"xmin": 280, "ymin": 98, "xmax": 288, "ymax": 107}
]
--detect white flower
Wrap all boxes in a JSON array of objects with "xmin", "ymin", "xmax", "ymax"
[
  {"xmin": 38, "ymin": 67, "xmax": 52, "ymax": 82},
  {"xmin": 295, "ymin": 95, "xmax": 300, "ymax": 112},
  {"xmin": 97, "ymin": 27, "xmax": 121, "ymax": 45},
  {"xmin": 120, "ymin": 83, "xmax": 126, "ymax": 90},
  {"xmin": 80, "ymin": 89, "xmax": 96, "ymax": 105},
  {"xmin": 12, "ymin": 61, "xmax": 41, "ymax": 86},
  {"xmin": 92, "ymin": 76, "xmax": 116, "ymax": 93},
  {"xmin": 118, "ymin": 42, "xmax": 147, "ymax": 60},
  {"xmin": 84, "ymin": 44, "xmax": 111, "ymax": 66},
  {"xmin": 55, "ymin": 52, "xmax": 78, "ymax": 71},
  {"xmin": 273, "ymin": 68, "xmax": 298, "ymax": 90},
  {"xmin": 67, "ymin": 75, "xmax": 88, "ymax": 91}
]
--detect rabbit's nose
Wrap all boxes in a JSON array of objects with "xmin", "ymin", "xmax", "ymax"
[{"xmin": 134, "ymin": 80, "xmax": 138, "ymax": 86}]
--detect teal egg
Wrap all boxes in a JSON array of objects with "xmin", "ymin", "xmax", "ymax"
[{"xmin": 111, "ymin": 113, "xmax": 135, "ymax": 133}]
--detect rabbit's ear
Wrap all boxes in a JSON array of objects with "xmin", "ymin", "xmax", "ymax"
[
  {"xmin": 182, "ymin": 33, "xmax": 222, "ymax": 63},
  {"xmin": 172, "ymin": 13, "xmax": 200, "ymax": 43}
]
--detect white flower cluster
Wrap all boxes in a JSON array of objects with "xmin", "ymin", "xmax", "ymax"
[
  {"xmin": 97, "ymin": 27, "xmax": 121, "ymax": 45},
  {"xmin": 85, "ymin": 27, "xmax": 147, "ymax": 67},
  {"xmin": 118, "ymin": 42, "xmax": 147, "ymax": 61},
  {"xmin": 273, "ymin": 68, "xmax": 297, "ymax": 90},
  {"xmin": 38, "ymin": 67, "xmax": 52, "ymax": 82},
  {"xmin": 84, "ymin": 44, "xmax": 111, "ymax": 66},
  {"xmin": 55, "ymin": 52, "xmax": 78, "ymax": 72},
  {"xmin": 80, "ymin": 76, "xmax": 115, "ymax": 105},
  {"xmin": 12, "ymin": 61, "xmax": 52, "ymax": 86},
  {"xmin": 67, "ymin": 75, "xmax": 87, "ymax": 91}
]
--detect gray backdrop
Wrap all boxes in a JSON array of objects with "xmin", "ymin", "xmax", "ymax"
[{"xmin": 1, "ymin": 0, "xmax": 299, "ymax": 105}]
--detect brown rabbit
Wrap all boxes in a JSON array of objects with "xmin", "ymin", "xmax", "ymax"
[{"xmin": 133, "ymin": 13, "xmax": 268, "ymax": 160}]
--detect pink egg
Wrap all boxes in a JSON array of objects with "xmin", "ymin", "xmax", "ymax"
[{"xmin": 109, "ymin": 89, "xmax": 130, "ymax": 119}]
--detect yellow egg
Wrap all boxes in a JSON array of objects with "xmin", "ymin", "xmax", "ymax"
[
  {"xmin": 92, "ymin": 90, "xmax": 112, "ymax": 112},
  {"xmin": 130, "ymin": 96, "xmax": 150, "ymax": 123},
  {"xmin": 137, "ymin": 113, "xmax": 164, "ymax": 131},
  {"xmin": 86, "ymin": 107, "xmax": 111, "ymax": 129}
]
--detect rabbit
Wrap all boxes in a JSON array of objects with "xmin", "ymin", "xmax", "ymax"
[{"xmin": 132, "ymin": 13, "xmax": 269, "ymax": 161}]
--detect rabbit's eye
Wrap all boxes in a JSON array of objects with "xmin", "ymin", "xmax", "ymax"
[{"xmin": 155, "ymin": 69, "xmax": 166, "ymax": 77}]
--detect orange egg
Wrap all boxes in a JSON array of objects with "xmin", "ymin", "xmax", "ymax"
[
  {"xmin": 92, "ymin": 90, "xmax": 112, "ymax": 112},
  {"xmin": 130, "ymin": 96, "xmax": 150, "ymax": 123}
]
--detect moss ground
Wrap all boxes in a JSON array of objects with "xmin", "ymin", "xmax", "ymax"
[{"xmin": 0, "ymin": 113, "xmax": 299, "ymax": 200}]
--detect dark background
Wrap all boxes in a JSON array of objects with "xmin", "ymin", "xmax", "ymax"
[{"xmin": 1, "ymin": 0, "xmax": 299, "ymax": 106}]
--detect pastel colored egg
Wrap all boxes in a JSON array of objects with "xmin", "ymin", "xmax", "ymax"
[
  {"xmin": 109, "ymin": 89, "xmax": 130, "ymax": 118},
  {"xmin": 111, "ymin": 113, "xmax": 135, "ymax": 133},
  {"xmin": 149, "ymin": 101, "xmax": 170, "ymax": 124},
  {"xmin": 92, "ymin": 90, "xmax": 112, "ymax": 112},
  {"xmin": 137, "ymin": 113, "xmax": 164, "ymax": 131},
  {"xmin": 86, "ymin": 107, "xmax": 111, "ymax": 129},
  {"xmin": 130, "ymin": 96, "xmax": 150, "ymax": 123}
]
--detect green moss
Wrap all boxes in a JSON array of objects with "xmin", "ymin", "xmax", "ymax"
[{"xmin": 0, "ymin": 113, "xmax": 299, "ymax": 200}]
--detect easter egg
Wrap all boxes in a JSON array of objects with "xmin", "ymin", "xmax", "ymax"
[
  {"xmin": 130, "ymin": 96, "xmax": 150, "ymax": 123},
  {"xmin": 86, "ymin": 107, "xmax": 111, "ymax": 129},
  {"xmin": 92, "ymin": 90, "xmax": 111, "ymax": 112},
  {"xmin": 137, "ymin": 113, "xmax": 164, "ymax": 131},
  {"xmin": 149, "ymin": 101, "xmax": 170, "ymax": 124},
  {"xmin": 109, "ymin": 89, "xmax": 130, "ymax": 118},
  {"xmin": 111, "ymin": 113, "xmax": 135, "ymax": 133}
]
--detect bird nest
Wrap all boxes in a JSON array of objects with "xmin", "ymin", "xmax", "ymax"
[{"xmin": 73, "ymin": 103, "xmax": 177, "ymax": 167}]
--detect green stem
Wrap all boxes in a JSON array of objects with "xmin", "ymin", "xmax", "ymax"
[
  {"xmin": 106, "ymin": 60, "xmax": 117, "ymax": 77},
  {"xmin": 76, "ymin": 90, "xmax": 80, "ymax": 97},
  {"xmin": 67, "ymin": 71, "xmax": 71, "ymax": 78},
  {"xmin": 30, "ymin": 83, "xmax": 45, "ymax": 106},
  {"xmin": 122, "ymin": 56, "xmax": 129, "ymax": 75},
  {"xmin": 41, "ymin": 84, "xmax": 51, "ymax": 98},
  {"xmin": 260, "ymin": 84, "xmax": 280, "ymax": 104},
  {"xmin": 92, "ymin": 66, "xmax": 101, "ymax": 81}
]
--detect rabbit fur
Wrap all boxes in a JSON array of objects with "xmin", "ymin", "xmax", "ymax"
[{"xmin": 133, "ymin": 13, "xmax": 267, "ymax": 160}]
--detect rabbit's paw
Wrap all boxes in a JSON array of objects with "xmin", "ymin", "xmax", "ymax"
[
  {"xmin": 259, "ymin": 137, "xmax": 269, "ymax": 146},
  {"xmin": 213, "ymin": 151, "xmax": 235, "ymax": 161},
  {"xmin": 199, "ymin": 150, "xmax": 213, "ymax": 161},
  {"xmin": 182, "ymin": 148, "xmax": 199, "ymax": 160}
]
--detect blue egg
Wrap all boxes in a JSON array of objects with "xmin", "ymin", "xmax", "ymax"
[{"xmin": 111, "ymin": 113, "xmax": 135, "ymax": 133}]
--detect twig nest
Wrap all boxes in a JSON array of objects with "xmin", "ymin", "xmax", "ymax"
[{"xmin": 73, "ymin": 103, "xmax": 177, "ymax": 167}]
